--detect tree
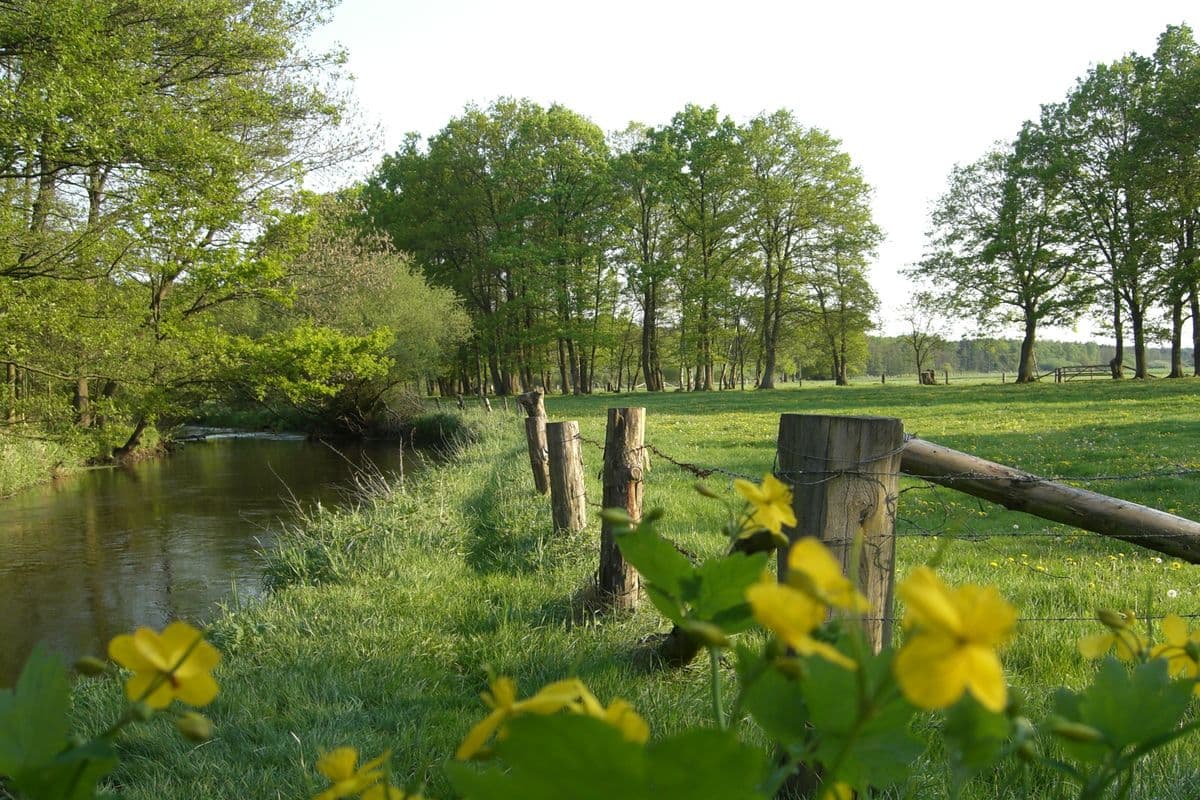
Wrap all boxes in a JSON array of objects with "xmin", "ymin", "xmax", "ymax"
[
  {"xmin": 611, "ymin": 124, "xmax": 675, "ymax": 392},
  {"xmin": 740, "ymin": 111, "xmax": 875, "ymax": 388},
  {"xmin": 900, "ymin": 293, "xmax": 948, "ymax": 378},
  {"xmin": 912, "ymin": 129, "xmax": 1092, "ymax": 382},
  {"xmin": 0, "ymin": 0, "xmax": 358, "ymax": 453},
  {"xmin": 1042, "ymin": 54, "xmax": 1159, "ymax": 378},
  {"xmin": 659, "ymin": 105, "xmax": 748, "ymax": 391}
]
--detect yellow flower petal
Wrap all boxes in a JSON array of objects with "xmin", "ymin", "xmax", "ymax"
[
  {"xmin": 898, "ymin": 567, "xmax": 963, "ymax": 637},
  {"xmin": 603, "ymin": 698, "xmax": 650, "ymax": 744},
  {"xmin": 787, "ymin": 539, "xmax": 870, "ymax": 612},
  {"xmin": 108, "ymin": 633, "xmax": 152, "ymax": 672},
  {"xmin": 1162, "ymin": 614, "xmax": 1188, "ymax": 647},
  {"xmin": 894, "ymin": 633, "xmax": 969, "ymax": 710},
  {"xmin": 455, "ymin": 709, "xmax": 505, "ymax": 760},
  {"xmin": 173, "ymin": 672, "xmax": 219, "ymax": 707},
  {"xmin": 317, "ymin": 748, "xmax": 360, "ymax": 782},
  {"xmin": 125, "ymin": 670, "xmax": 174, "ymax": 709},
  {"xmin": 1078, "ymin": 632, "xmax": 1113, "ymax": 659},
  {"xmin": 961, "ymin": 644, "xmax": 1007, "ymax": 712}
]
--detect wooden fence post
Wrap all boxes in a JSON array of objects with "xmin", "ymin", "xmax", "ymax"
[
  {"xmin": 600, "ymin": 407, "xmax": 644, "ymax": 610},
  {"xmin": 546, "ymin": 421, "xmax": 587, "ymax": 532},
  {"xmin": 455, "ymin": 394, "xmax": 465, "ymax": 411},
  {"xmin": 775, "ymin": 414, "xmax": 904, "ymax": 653},
  {"xmin": 518, "ymin": 391, "xmax": 550, "ymax": 495}
]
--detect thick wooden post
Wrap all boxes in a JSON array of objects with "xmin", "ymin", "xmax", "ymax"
[
  {"xmin": 518, "ymin": 391, "xmax": 550, "ymax": 495},
  {"xmin": 776, "ymin": 414, "xmax": 904, "ymax": 653},
  {"xmin": 455, "ymin": 394, "xmax": 465, "ymax": 410},
  {"xmin": 546, "ymin": 421, "xmax": 587, "ymax": 532},
  {"xmin": 480, "ymin": 394, "xmax": 492, "ymax": 413},
  {"xmin": 600, "ymin": 407, "xmax": 644, "ymax": 610}
]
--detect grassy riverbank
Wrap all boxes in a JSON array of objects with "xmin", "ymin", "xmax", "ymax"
[
  {"xmin": 0, "ymin": 435, "xmax": 86, "ymax": 498},
  {"xmin": 74, "ymin": 380, "xmax": 1200, "ymax": 798}
]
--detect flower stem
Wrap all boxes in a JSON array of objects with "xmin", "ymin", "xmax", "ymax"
[{"xmin": 709, "ymin": 647, "xmax": 727, "ymax": 730}]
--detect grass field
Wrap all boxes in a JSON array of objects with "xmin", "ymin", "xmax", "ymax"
[{"xmin": 74, "ymin": 379, "xmax": 1200, "ymax": 798}]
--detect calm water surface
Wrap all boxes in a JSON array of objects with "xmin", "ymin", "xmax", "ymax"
[{"xmin": 0, "ymin": 435, "xmax": 411, "ymax": 685}]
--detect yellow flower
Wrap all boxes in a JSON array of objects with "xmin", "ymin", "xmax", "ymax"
[
  {"xmin": 1078, "ymin": 610, "xmax": 1146, "ymax": 662},
  {"xmin": 746, "ymin": 577, "xmax": 856, "ymax": 669},
  {"xmin": 893, "ymin": 567, "xmax": 1016, "ymax": 713},
  {"xmin": 784, "ymin": 538, "xmax": 870, "ymax": 612},
  {"xmin": 456, "ymin": 676, "xmax": 644, "ymax": 760},
  {"xmin": 314, "ymin": 747, "xmax": 389, "ymax": 800},
  {"xmin": 1150, "ymin": 614, "xmax": 1200, "ymax": 693},
  {"xmin": 107, "ymin": 621, "xmax": 220, "ymax": 709},
  {"xmin": 820, "ymin": 782, "xmax": 854, "ymax": 800},
  {"xmin": 734, "ymin": 474, "xmax": 797, "ymax": 537},
  {"xmin": 361, "ymin": 785, "xmax": 418, "ymax": 800}
]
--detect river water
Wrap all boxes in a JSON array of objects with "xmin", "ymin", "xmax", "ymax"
[{"xmin": 0, "ymin": 434, "xmax": 411, "ymax": 686}]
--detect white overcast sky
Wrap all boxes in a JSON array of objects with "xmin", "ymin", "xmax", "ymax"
[{"xmin": 310, "ymin": 0, "xmax": 1198, "ymax": 341}]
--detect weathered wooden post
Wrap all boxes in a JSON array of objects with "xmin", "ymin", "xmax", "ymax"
[
  {"xmin": 479, "ymin": 393, "xmax": 492, "ymax": 413},
  {"xmin": 775, "ymin": 414, "xmax": 904, "ymax": 653},
  {"xmin": 455, "ymin": 394, "xmax": 465, "ymax": 411},
  {"xmin": 600, "ymin": 407, "xmax": 644, "ymax": 610},
  {"xmin": 518, "ymin": 390, "xmax": 550, "ymax": 495},
  {"xmin": 881, "ymin": 373, "xmax": 886, "ymax": 384},
  {"xmin": 546, "ymin": 421, "xmax": 587, "ymax": 533},
  {"xmin": 502, "ymin": 395, "xmax": 510, "ymax": 414}
]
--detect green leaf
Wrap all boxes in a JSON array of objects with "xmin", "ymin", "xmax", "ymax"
[
  {"xmin": 740, "ymin": 663, "xmax": 810, "ymax": 744},
  {"xmin": 0, "ymin": 644, "xmax": 71, "ymax": 775},
  {"xmin": 616, "ymin": 524, "xmax": 694, "ymax": 599},
  {"xmin": 647, "ymin": 728, "xmax": 766, "ymax": 799},
  {"xmin": 943, "ymin": 695, "xmax": 1013, "ymax": 778},
  {"xmin": 10, "ymin": 739, "xmax": 119, "ymax": 800},
  {"xmin": 1073, "ymin": 657, "xmax": 1191, "ymax": 751},
  {"xmin": 447, "ymin": 714, "xmax": 769, "ymax": 800},
  {"xmin": 687, "ymin": 552, "xmax": 769, "ymax": 623}
]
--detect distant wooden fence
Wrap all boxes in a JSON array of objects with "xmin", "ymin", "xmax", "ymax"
[{"xmin": 506, "ymin": 406, "xmax": 1200, "ymax": 660}]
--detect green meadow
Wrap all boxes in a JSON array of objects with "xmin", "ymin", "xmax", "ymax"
[{"xmin": 75, "ymin": 380, "xmax": 1200, "ymax": 798}]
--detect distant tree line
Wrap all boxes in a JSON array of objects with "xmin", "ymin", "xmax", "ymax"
[
  {"xmin": 362, "ymin": 101, "xmax": 880, "ymax": 394},
  {"xmin": 911, "ymin": 24, "xmax": 1200, "ymax": 383},
  {"xmin": 867, "ymin": 336, "xmax": 1190, "ymax": 379}
]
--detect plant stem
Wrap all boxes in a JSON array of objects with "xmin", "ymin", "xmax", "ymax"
[{"xmin": 709, "ymin": 647, "xmax": 727, "ymax": 730}]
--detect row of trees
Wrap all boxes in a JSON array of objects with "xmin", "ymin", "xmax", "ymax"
[
  {"xmin": 363, "ymin": 100, "xmax": 881, "ymax": 394},
  {"xmin": 913, "ymin": 24, "xmax": 1200, "ymax": 382},
  {"xmin": 0, "ymin": 0, "xmax": 469, "ymax": 453}
]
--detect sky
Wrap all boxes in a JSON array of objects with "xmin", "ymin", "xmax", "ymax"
[{"xmin": 309, "ymin": 0, "xmax": 1199, "ymax": 341}]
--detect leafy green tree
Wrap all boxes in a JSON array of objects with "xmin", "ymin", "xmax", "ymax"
[
  {"xmin": 741, "ymin": 111, "xmax": 876, "ymax": 388},
  {"xmin": 659, "ymin": 105, "xmax": 748, "ymax": 391},
  {"xmin": 913, "ymin": 129, "xmax": 1092, "ymax": 382}
]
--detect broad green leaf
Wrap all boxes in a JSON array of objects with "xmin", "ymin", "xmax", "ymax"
[
  {"xmin": 647, "ymin": 728, "xmax": 767, "ymax": 799},
  {"xmin": 10, "ymin": 739, "xmax": 119, "ymax": 800},
  {"xmin": 740, "ymin": 664, "xmax": 810, "ymax": 744},
  {"xmin": 616, "ymin": 524, "xmax": 694, "ymax": 598},
  {"xmin": 0, "ymin": 644, "xmax": 70, "ymax": 775},
  {"xmin": 943, "ymin": 695, "xmax": 1013, "ymax": 777},
  {"xmin": 687, "ymin": 552, "xmax": 769, "ymax": 622},
  {"xmin": 1075, "ymin": 657, "xmax": 1191, "ymax": 750}
]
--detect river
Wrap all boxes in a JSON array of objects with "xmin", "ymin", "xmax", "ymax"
[{"xmin": 0, "ymin": 434, "xmax": 412, "ymax": 686}]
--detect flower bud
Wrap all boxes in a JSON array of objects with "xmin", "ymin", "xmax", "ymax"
[
  {"xmin": 599, "ymin": 508, "xmax": 632, "ymax": 526},
  {"xmin": 131, "ymin": 702, "xmax": 154, "ymax": 722},
  {"xmin": 1050, "ymin": 719, "xmax": 1104, "ymax": 743},
  {"xmin": 1097, "ymin": 609, "xmax": 1130, "ymax": 630},
  {"xmin": 693, "ymin": 482, "xmax": 720, "ymax": 498},
  {"xmin": 1016, "ymin": 740, "xmax": 1039, "ymax": 762},
  {"xmin": 73, "ymin": 656, "xmax": 109, "ymax": 676},
  {"xmin": 643, "ymin": 508, "xmax": 664, "ymax": 523},
  {"xmin": 176, "ymin": 712, "xmax": 214, "ymax": 742},
  {"xmin": 679, "ymin": 619, "xmax": 730, "ymax": 648}
]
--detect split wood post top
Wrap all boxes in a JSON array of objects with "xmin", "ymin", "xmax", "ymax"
[
  {"xmin": 518, "ymin": 390, "xmax": 550, "ymax": 495},
  {"xmin": 546, "ymin": 420, "xmax": 587, "ymax": 532},
  {"xmin": 599, "ymin": 407, "xmax": 644, "ymax": 610},
  {"xmin": 775, "ymin": 414, "xmax": 904, "ymax": 653}
]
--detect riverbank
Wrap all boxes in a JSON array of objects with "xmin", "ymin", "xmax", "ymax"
[
  {"xmin": 0, "ymin": 435, "xmax": 85, "ymax": 499},
  {"xmin": 71, "ymin": 382, "xmax": 1200, "ymax": 798}
]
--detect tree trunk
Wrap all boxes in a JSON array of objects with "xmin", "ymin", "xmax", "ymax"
[
  {"xmin": 1016, "ymin": 312, "xmax": 1037, "ymax": 383},
  {"xmin": 114, "ymin": 416, "xmax": 149, "ymax": 460},
  {"xmin": 73, "ymin": 376, "xmax": 91, "ymax": 428},
  {"xmin": 1110, "ymin": 284, "xmax": 1125, "ymax": 379},
  {"xmin": 1129, "ymin": 296, "xmax": 1148, "ymax": 379},
  {"xmin": 1169, "ymin": 296, "xmax": 1185, "ymax": 378},
  {"xmin": 1192, "ymin": 284, "xmax": 1200, "ymax": 378}
]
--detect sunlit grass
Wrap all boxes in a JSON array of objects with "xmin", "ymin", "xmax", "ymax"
[{"xmin": 74, "ymin": 379, "xmax": 1200, "ymax": 798}]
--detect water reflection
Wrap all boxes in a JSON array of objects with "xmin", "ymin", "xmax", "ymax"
[{"xmin": 0, "ymin": 437, "xmax": 409, "ymax": 685}]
